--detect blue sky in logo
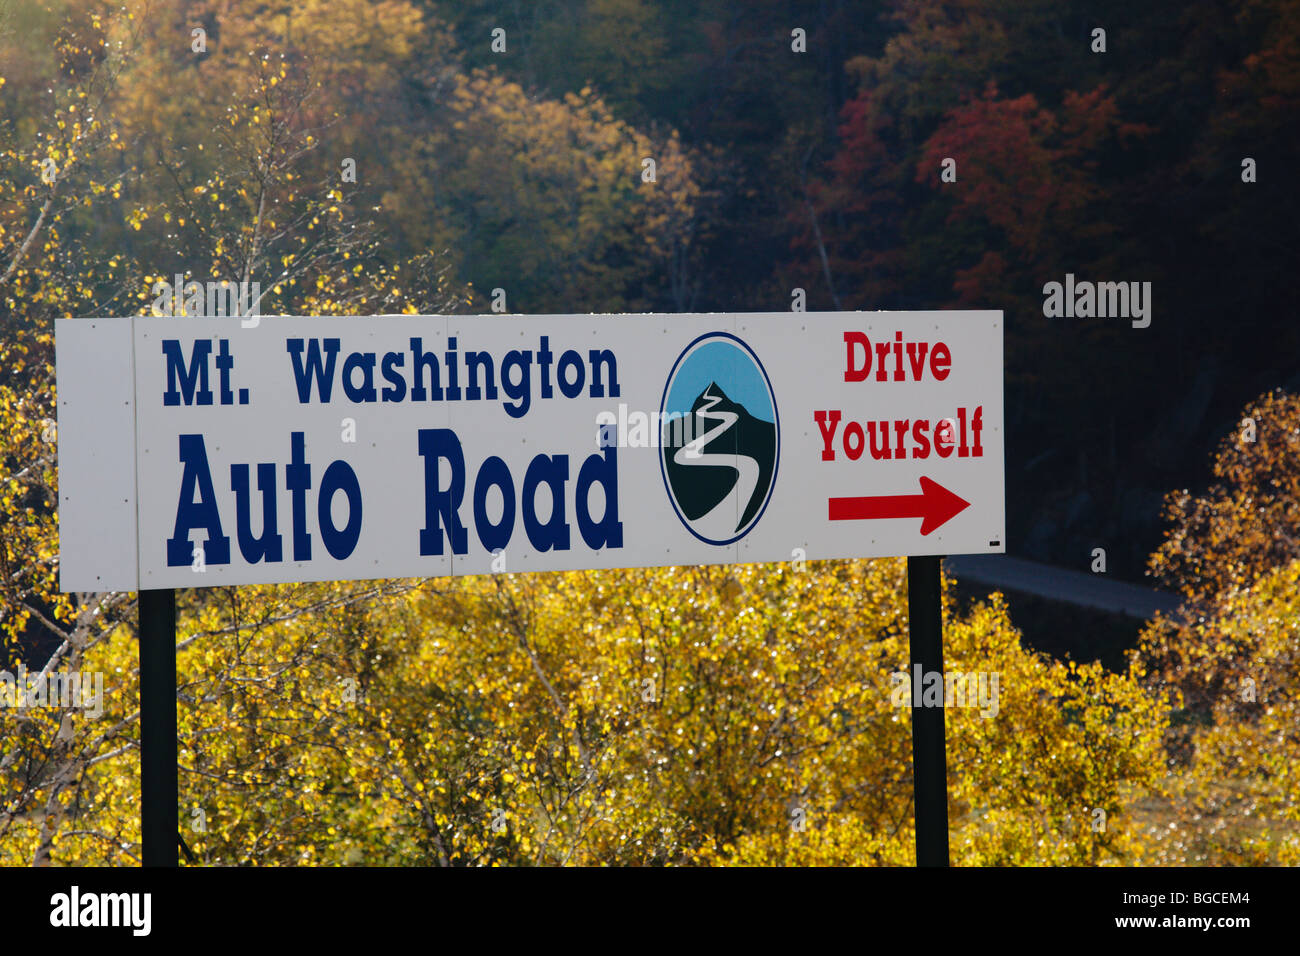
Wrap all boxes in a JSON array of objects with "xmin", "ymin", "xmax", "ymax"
[{"xmin": 664, "ymin": 339, "xmax": 774, "ymax": 423}]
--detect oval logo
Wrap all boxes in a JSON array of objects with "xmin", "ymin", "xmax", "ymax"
[{"xmin": 659, "ymin": 332, "xmax": 779, "ymax": 545}]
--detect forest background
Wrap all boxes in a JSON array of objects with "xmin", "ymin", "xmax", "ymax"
[{"xmin": 1, "ymin": 0, "xmax": 1297, "ymax": 865}]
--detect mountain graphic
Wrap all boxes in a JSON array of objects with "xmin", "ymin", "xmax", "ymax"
[{"xmin": 662, "ymin": 382, "xmax": 776, "ymax": 535}]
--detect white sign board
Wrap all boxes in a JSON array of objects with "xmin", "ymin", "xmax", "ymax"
[{"xmin": 55, "ymin": 312, "xmax": 1004, "ymax": 591}]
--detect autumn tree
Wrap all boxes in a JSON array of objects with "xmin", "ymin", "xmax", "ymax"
[
  {"xmin": 1129, "ymin": 389, "xmax": 1300, "ymax": 864},
  {"xmin": 169, "ymin": 562, "xmax": 1166, "ymax": 866},
  {"xmin": 1141, "ymin": 389, "xmax": 1300, "ymax": 713},
  {"xmin": 0, "ymin": 0, "xmax": 464, "ymax": 865},
  {"xmin": 413, "ymin": 69, "xmax": 704, "ymax": 313},
  {"xmin": 1142, "ymin": 560, "xmax": 1300, "ymax": 865}
]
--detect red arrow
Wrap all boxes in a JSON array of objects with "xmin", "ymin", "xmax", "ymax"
[{"xmin": 828, "ymin": 477, "xmax": 971, "ymax": 535}]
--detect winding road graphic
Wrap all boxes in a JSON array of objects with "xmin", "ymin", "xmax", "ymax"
[{"xmin": 673, "ymin": 385, "xmax": 760, "ymax": 539}]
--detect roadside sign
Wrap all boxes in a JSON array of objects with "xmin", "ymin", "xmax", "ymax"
[{"xmin": 56, "ymin": 312, "xmax": 1004, "ymax": 591}]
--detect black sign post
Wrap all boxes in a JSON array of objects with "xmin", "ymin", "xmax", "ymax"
[
  {"xmin": 907, "ymin": 555, "xmax": 950, "ymax": 866},
  {"xmin": 139, "ymin": 588, "xmax": 178, "ymax": 867}
]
